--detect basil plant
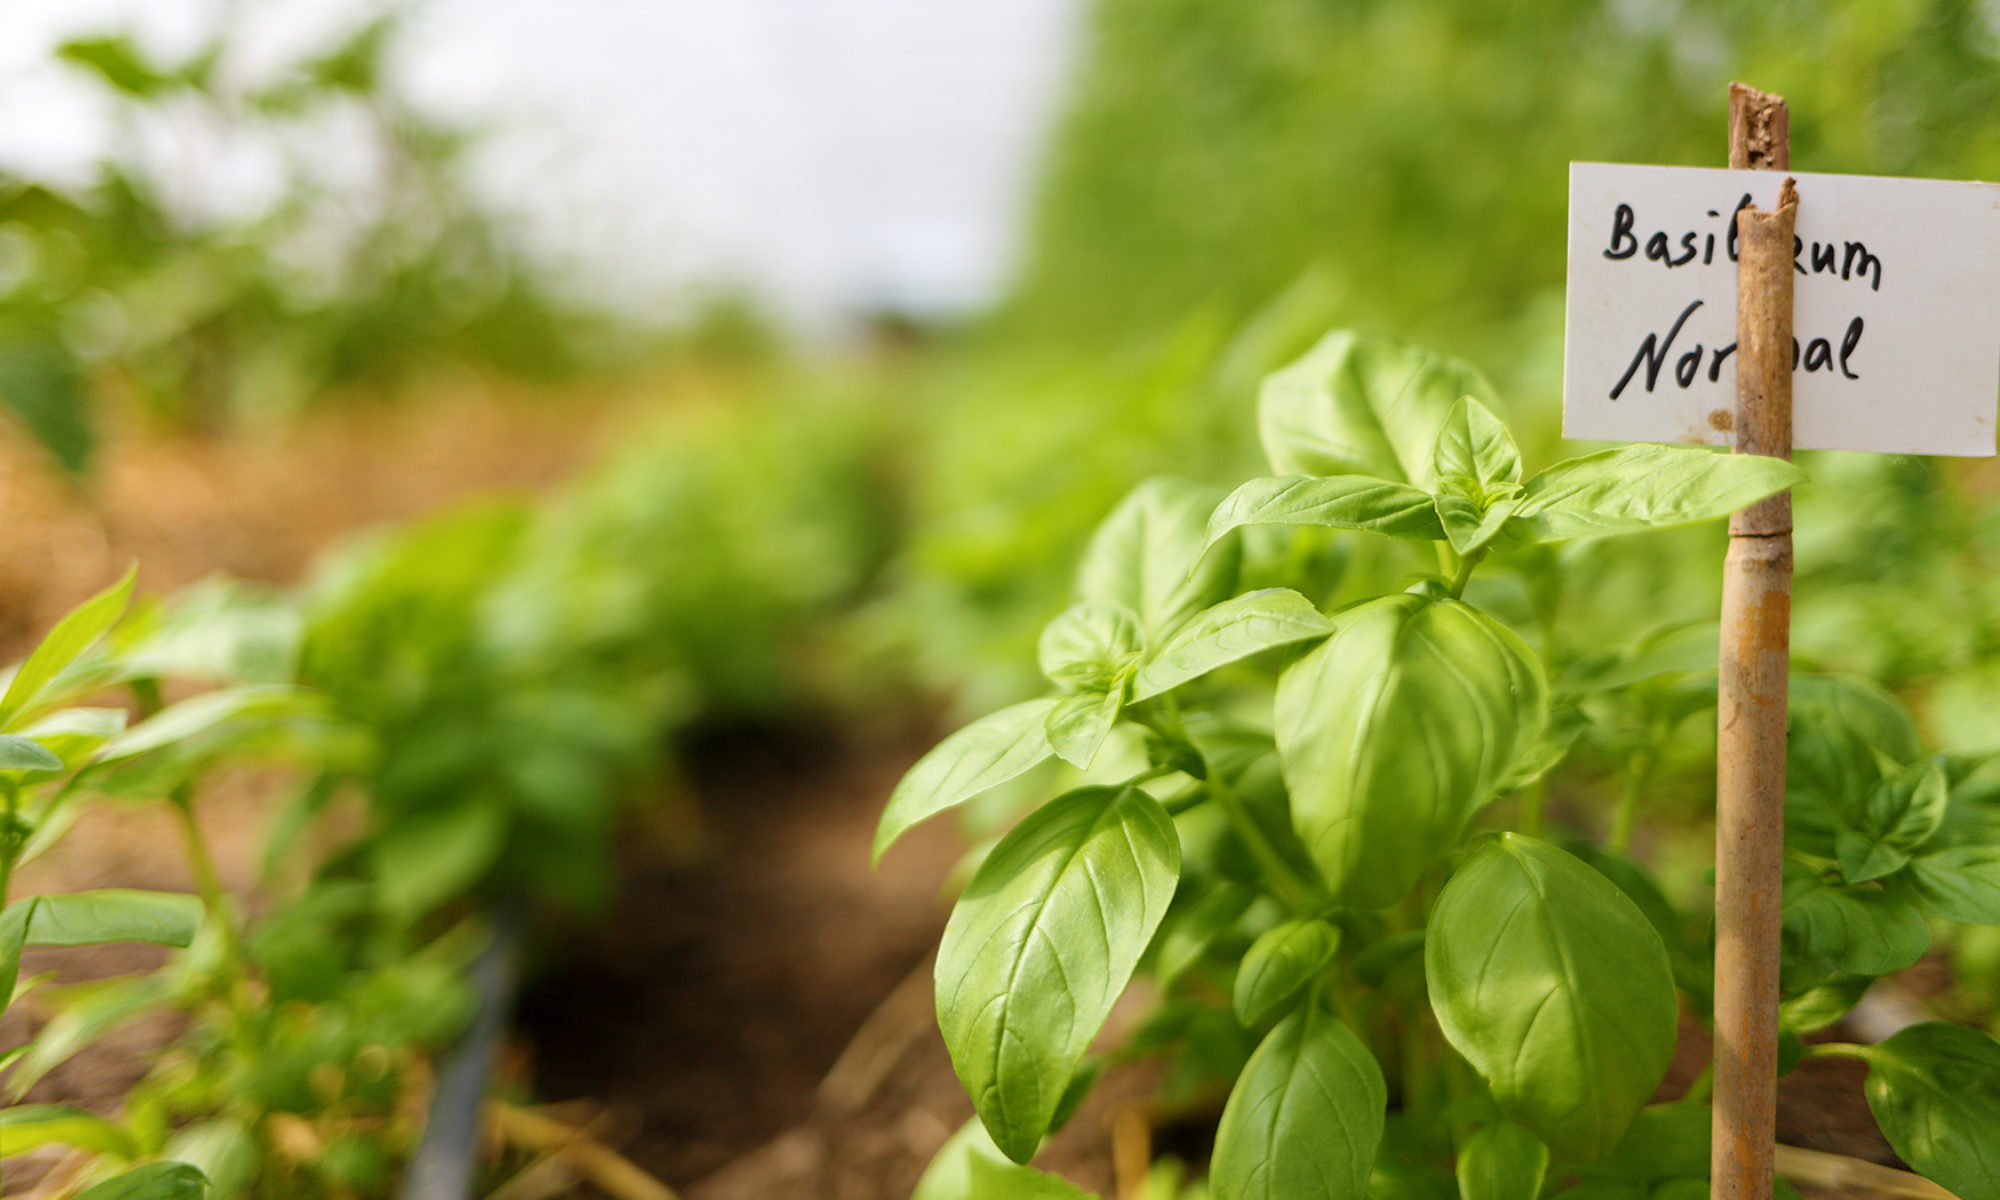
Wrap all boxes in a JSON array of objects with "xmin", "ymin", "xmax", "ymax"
[{"xmin": 877, "ymin": 330, "xmax": 2000, "ymax": 1200}]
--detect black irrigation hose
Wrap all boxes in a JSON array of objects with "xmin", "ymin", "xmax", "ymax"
[{"xmin": 402, "ymin": 903, "xmax": 525, "ymax": 1200}]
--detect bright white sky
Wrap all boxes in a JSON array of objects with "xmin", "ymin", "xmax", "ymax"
[{"xmin": 0, "ymin": 0, "xmax": 1082, "ymax": 330}]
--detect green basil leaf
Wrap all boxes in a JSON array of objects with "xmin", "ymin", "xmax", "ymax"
[
  {"xmin": 18, "ymin": 707, "xmax": 127, "ymax": 771},
  {"xmin": 1210, "ymin": 1003, "xmax": 1386, "ymax": 1200},
  {"xmin": 1456, "ymin": 1120, "xmax": 1547, "ymax": 1200},
  {"xmin": 1780, "ymin": 862, "xmax": 1929, "ymax": 985},
  {"xmin": 1908, "ymin": 844, "xmax": 2000, "ymax": 925},
  {"xmin": 1790, "ymin": 676, "xmax": 1921, "ymax": 805},
  {"xmin": 369, "ymin": 797, "xmax": 508, "ymax": 921},
  {"xmin": 1437, "ymin": 495, "xmax": 1522, "ymax": 557},
  {"xmin": 1836, "ymin": 757, "xmax": 1949, "ymax": 883},
  {"xmin": 1862, "ymin": 1022, "xmax": 2000, "ymax": 1199},
  {"xmin": 1430, "ymin": 396, "xmax": 1523, "ymax": 497},
  {"xmin": 160, "ymin": 1118, "xmax": 257, "ymax": 1200},
  {"xmin": 1779, "ymin": 973, "xmax": 1876, "ymax": 1035},
  {"xmin": 1131, "ymin": 589, "xmax": 1334, "ymax": 702},
  {"xmin": 94, "ymin": 686, "xmax": 320, "ymax": 764},
  {"xmin": 1207, "ymin": 476, "xmax": 1445, "ymax": 546},
  {"xmin": 1575, "ymin": 1102, "xmax": 1711, "ymax": 1186},
  {"xmin": 912, "ymin": 1118, "xmax": 1007, "ymax": 1200},
  {"xmin": 1156, "ymin": 882, "xmax": 1256, "ymax": 988},
  {"xmin": 936, "ymin": 785, "xmax": 1180, "ymax": 1163},
  {"xmin": 6, "ymin": 975, "xmax": 174, "ymax": 1098},
  {"xmin": 1276, "ymin": 595, "xmax": 1546, "ymax": 908},
  {"xmin": 73, "ymin": 1162, "xmax": 210, "ymax": 1200},
  {"xmin": 1044, "ymin": 686, "xmax": 1125, "ymax": 770},
  {"xmin": 0, "ymin": 734, "xmax": 62, "ymax": 773},
  {"xmin": 1077, "ymin": 478, "xmax": 1237, "ymax": 645},
  {"xmin": 1038, "ymin": 602, "xmax": 1142, "ymax": 693},
  {"xmin": 1426, "ymin": 835, "xmax": 1678, "ymax": 1162},
  {"xmin": 1258, "ymin": 329, "xmax": 1500, "ymax": 486},
  {"xmin": 13, "ymin": 890, "xmax": 202, "ymax": 948},
  {"xmin": 965, "ymin": 1155, "xmax": 1100, "ymax": 1199},
  {"xmin": 0, "ymin": 1104, "xmax": 138, "ymax": 1159},
  {"xmin": 0, "ymin": 899, "xmax": 33, "ymax": 1010},
  {"xmin": 1233, "ymin": 917, "xmax": 1340, "ymax": 1027},
  {"xmin": 1512, "ymin": 446, "xmax": 1803, "ymax": 543},
  {"xmin": 0, "ymin": 566, "xmax": 135, "ymax": 730},
  {"xmin": 873, "ymin": 698, "xmax": 1061, "ymax": 865}
]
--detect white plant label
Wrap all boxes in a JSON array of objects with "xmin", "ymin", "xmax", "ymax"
[{"xmin": 1563, "ymin": 162, "xmax": 2000, "ymax": 456}]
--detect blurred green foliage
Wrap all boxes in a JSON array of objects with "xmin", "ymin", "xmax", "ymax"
[
  {"xmin": 301, "ymin": 380, "xmax": 889, "ymax": 917},
  {"xmin": 0, "ymin": 14, "xmax": 596, "ymax": 470},
  {"xmin": 877, "ymin": 0, "xmax": 2000, "ymax": 724},
  {"xmin": 1010, "ymin": 0, "xmax": 2000, "ymax": 381}
]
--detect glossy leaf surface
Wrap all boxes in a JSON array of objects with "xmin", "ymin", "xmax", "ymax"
[
  {"xmin": 936, "ymin": 786, "xmax": 1180, "ymax": 1163},
  {"xmin": 1426, "ymin": 835, "xmax": 1677, "ymax": 1161},
  {"xmin": 1834, "ymin": 757, "xmax": 1948, "ymax": 883},
  {"xmin": 1258, "ymin": 329, "xmax": 1499, "ymax": 486},
  {"xmin": 1456, "ymin": 1120, "xmax": 1548, "ymax": 1200},
  {"xmin": 1430, "ymin": 396, "xmax": 1522, "ymax": 498},
  {"xmin": 1862, "ymin": 1022, "xmax": 2000, "ymax": 1199},
  {"xmin": 1233, "ymin": 917, "xmax": 1340, "ymax": 1027},
  {"xmin": 1209, "ymin": 1003, "xmax": 1385, "ymax": 1200},
  {"xmin": 1909, "ymin": 844, "xmax": 2000, "ymax": 925},
  {"xmin": 1780, "ymin": 862, "xmax": 1928, "ymax": 983},
  {"xmin": 1207, "ymin": 476, "xmax": 1445, "ymax": 545},
  {"xmin": 1038, "ymin": 602, "xmax": 1142, "ymax": 694},
  {"xmin": 1131, "ymin": 589, "xmax": 1334, "ymax": 701},
  {"xmin": 873, "ymin": 698, "xmax": 1060, "ymax": 864},
  {"xmin": 1513, "ymin": 446, "xmax": 1803, "ymax": 543},
  {"xmin": 1043, "ymin": 686, "xmax": 1125, "ymax": 770},
  {"xmin": 1276, "ymin": 595, "xmax": 1545, "ymax": 908},
  {"xmin": 1075, "ymin": 478, "xmax": 1236, "ymax": 645}
]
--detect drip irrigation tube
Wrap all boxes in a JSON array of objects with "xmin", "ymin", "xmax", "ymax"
[{"xmin": 402, "ymin": 904, "xmax": 525, "ymax": 1200}]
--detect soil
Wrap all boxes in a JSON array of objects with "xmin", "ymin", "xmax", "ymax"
[
  {"xmin": 0, "ymin": 378, "xmax": 631, "ymax": 657},
  {"xmin": 514, "ymin": 719, "xmax": 1144, "ymax": 1200}
]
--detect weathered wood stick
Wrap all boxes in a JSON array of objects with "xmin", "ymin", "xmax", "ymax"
[{"xmin": 1713, "ymin": 81, "xmax": 1796, "ymax": 1200}]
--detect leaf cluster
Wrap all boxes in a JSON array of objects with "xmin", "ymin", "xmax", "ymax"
[{"xmin": 885, "ymin": 330, "xmax": 2000, "ymax": 1200}]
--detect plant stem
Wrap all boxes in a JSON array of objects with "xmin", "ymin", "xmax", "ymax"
[
  {"xmin": 1518, "ymin": 777, "xmax": 1546, "ymax": 839},
  {"xmin": 1609, "ymin": 746, "xmax": 1655, "ymax": 853},
  {"xmin": 1803, "ymin": 1041, "xmax": 1878, "ymax": 1063},
  {"xmin": 1207, "ymin": 768, "xmax": 1319, "ymax": 912},
  {"xmin": 170, "ymin": 787, "xmax": 246, "ymax": 974},
  {"xmin": 1447, "ymin": 548, "xmax": 1487, "ymax": 599}
]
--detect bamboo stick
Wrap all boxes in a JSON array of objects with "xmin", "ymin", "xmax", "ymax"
[{"xmin": 1712, "ymin": 81, "xmax": 1797, "ymax": 1200}]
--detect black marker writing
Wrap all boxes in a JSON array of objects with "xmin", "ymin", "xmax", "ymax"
[
  {"xmin": 1604, "ymin": 196, "xmax": 1881, "ymax": 291},
  {"xmin": 1611, "ymin": 310, "xmax": 1865, "ymax": 399},
  {"xmin": 1610, "ymin": 299, "xmax": 1704, "ymax": 399}
]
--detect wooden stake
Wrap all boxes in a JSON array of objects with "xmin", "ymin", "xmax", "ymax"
[{"xmin": 1713, "ymin": 82, "xmax": 1795, "ymax": 1200}]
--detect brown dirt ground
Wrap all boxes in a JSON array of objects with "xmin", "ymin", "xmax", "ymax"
[{"xmin": 0, "ymin": 376, "xmax": 635, "ymax": 657}]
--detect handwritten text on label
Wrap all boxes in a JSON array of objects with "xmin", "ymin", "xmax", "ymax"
[{"xmin": 1563, "ymin": 163, "xmax": 2000, "ymax": 456}]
